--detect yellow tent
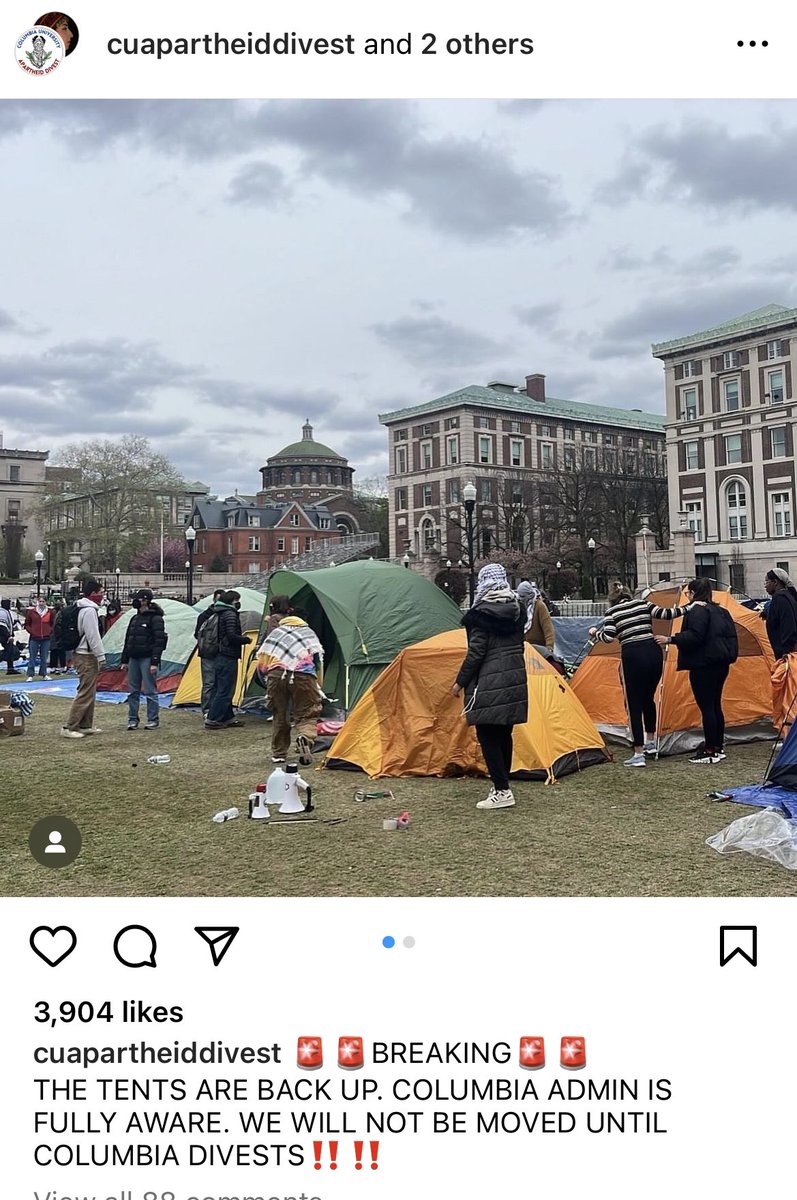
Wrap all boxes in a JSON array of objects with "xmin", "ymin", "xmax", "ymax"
[
  {"xmin": 325, "ymin": 630, "xmax": 609, "ymax": 781},
  {"xmin": 570, "ymin": 587, "xmax": 776, "ymax": 754}
]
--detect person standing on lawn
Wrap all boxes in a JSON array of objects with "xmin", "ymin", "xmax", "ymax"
[
  {"xmin": 194, "ymin": 587, "xmax": 226, "ymax": 719},
  {"xmin": 256, "ymin": 604, "xmax": 324, "ymax": 764},
  {"xmin": 0, "ymin": 597, "xmax": 21, "ymax": 675},
  {"xmin": 204, "ymin": 590, "xmax": 250, "ymax": 729},
  {"xmin": 121, "ymin": 588, "xmax": 167, "ymax": 730},
  {"xmin": 451, "ymin": 563, "xmax": 528, "ymax": 811},
  {"xmin": 24, "ymin": 595, "xmax": 54, "ymax": 681},
  {"xmin": 60, "ymin": 577, "xmax": 107, "ymax": 739}
]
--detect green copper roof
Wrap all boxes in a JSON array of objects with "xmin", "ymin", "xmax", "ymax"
[
  {"xmin": 651, "ymin": 304, "xmax": 797, "ymax": 356},
  {"xmin": 269, "ymin": 439, "xmax": 345, "ymax": 461},
  {"xmin": 379, "ymin": 384, "xmax": 665, "ymax": 433}
]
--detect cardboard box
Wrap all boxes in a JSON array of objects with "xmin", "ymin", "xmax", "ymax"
[
  {"xmin": 0, "ymin": 706, "xmax": 24, "ymax": 736},
  {"xmin": 0, "ymin": 690, "xmax": 11, "ymax": 707}
]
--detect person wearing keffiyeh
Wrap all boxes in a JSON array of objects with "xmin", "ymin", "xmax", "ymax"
[
  {"xmin": 516, "ymin": 580, "xmax": 555, "ymax": 656},
  {"xmin": 257, "ymin": 613, "xmax": 324, "ymax": 765},
  {"xmin": 451, "ymin": 564, "xmax": 528, "ymax": 811}
]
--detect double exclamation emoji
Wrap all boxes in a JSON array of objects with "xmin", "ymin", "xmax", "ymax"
[{"xmin": 313, "ymin": 1140, "xmax": 379, "ymax": 1169}]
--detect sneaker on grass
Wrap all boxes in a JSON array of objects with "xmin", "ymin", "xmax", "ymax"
[
  {"xmin": 624, "ymin": 752, "xmax": 646, "ymax": 767},
  {"xmin": 643, "ymin": 741, "xmax": 658, "ymax": 756},
  {"xmin": 690, "ymin": 750, "xmax": 721, "ymax": 764},
  {"xmin": 476, "ymin": 789, "xmax": 515, "ymax": 810},
  {"xmin": 59, "ymin": 727, "xmax": 84, "ymax": 739}
]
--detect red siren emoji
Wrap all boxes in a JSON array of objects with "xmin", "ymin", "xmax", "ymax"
[
  {"xmin": 519, "ymin": 1036, "xmax": 545, "ymax": 1069},
  {"xmin": 560, "ymin": 1036, "xmax": 586, "ymax": 1070},
  {"xmin": 338, "ymin": 1036, "xmax": 364, "ymax": 1070},
  {"xmin": 297, "ymin": 1036, "xmax": 323, "ymax": 1070}
]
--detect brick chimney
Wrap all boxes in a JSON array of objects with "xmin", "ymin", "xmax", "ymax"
[{"xmin": 525, "ymin": 373, "xmax": 546, "ymax": 402}]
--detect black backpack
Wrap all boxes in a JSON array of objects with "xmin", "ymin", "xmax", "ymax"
[
  {"xmin": 704, "ymin": 603, "xmax": 739, "ymax": 666},
  {"xmin": 58, "ymin": 603, "xmax": 83, "ymax": 652},
  {"xmin": 196, "ymin": 610, "xmax": 221, "ymax": 658}
]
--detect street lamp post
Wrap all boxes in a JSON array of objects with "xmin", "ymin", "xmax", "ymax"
[
  {"xmin": 587, "ymin": 536, "xmax": 596, "ymax": 599},
  {"xmin": 34, "ymin": 550, "xmax": 44, "ymax": 598},
  {"xmin": 402, "ymin": 553, "xmax": 410, "ymax": 569},
  {"xmin": 185, "ymin": 524, "xmax": 196, "ymax": 605},
  {"xmin": 46, "ymin": 540, "xmax": 51, "ymax": 583},
  {"xmin": 463, "ymin": 481, "xmax": 477, "ymax": 606},
  {"xmin": 115, "ymin": 566, "xmax": 121, "ymax": 600}
]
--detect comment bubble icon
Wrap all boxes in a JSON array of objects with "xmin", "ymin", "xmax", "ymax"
[{"xmin": 113, "ymin": 924, "xmax": 157, "ymax": 968}]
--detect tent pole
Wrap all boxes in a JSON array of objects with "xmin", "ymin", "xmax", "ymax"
[{"xmin": 345, "ymin": 664, "xmax": 349, "ymax": 709}]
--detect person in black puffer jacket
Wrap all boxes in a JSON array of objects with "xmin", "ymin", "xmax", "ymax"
[
  {"xmin": 121, "ymin": 588, "xmax": 167, "ymax": 730},
  {"xmin": 452, "ymin": 564, "xmax": 528, "ymax": 811},
  {"xmin": 205, "ymin": 590, "xmax": 251, "ymax": 729}
]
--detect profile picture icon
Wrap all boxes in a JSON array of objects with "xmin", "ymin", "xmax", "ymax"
[{"xmin": 35, "ymin": 12, "xmax": 78, "ymax": 56}]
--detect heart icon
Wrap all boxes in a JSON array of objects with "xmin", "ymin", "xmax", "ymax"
[{"xmin": 30, "ymin": 926, "xmax": 77, "ymax": 967}]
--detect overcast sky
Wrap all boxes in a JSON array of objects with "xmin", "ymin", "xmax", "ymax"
[{"xmin": 1, "ymin": 99, "xmax": 796, "ymax": 496}]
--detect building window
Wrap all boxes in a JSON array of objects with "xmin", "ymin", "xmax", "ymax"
[
  {"xmin": 305, "ymin": 536, "xmax": 312, "ymax": 551},
  {"xmin": 227, "ymin": 537, "xmax": 233, "ymax": 554},
  {"xmin": 421, "ymin": 423, "xmax": 432, "ymax": 436},
  {"xmin": 777, "ymin": 560, "xmax": 790, "ymax": 574},
  {"xmin": 543, "ymin": 424, "xmax": 555, "ymax": 438},
  {"xmin": 420, "ymin": 518, "xmax": 436, "ymax": 550},
  {"xmin": 685, "ymin": 500, "xmax": 703, "ymax": 542},
  {"xmin": 722, "ymin": 350, "xmax": 738, "ymax": 370},
  {"xmin": 723, "ymin": 378, "xmax": 740, "ymax": 412},
  {"xmin": 624, "ymin": 436, "xmax": 635, "ymax": 447},
  {"xmin": 726, "ymin": 480, "xmax": 748, "ymax": 540},
  {"xmin": 510, "ymin": 438, "xmax": 523, "ymax": 467},
  {"xmin": 292, "ymin": 470, "xmax": 301, "ymax": 484},
  {"xmin": 277, "ymin": 537, "xmax": 285, "ymax": 551},
  {"xmin": 767, "ymin": 340, "xmax": 783, "ymax": 360},
  {"xmin": 395, "ymin": 446, "xmax": 407, "ymax": 474},
  {"xmin": 310, "ymin": 470, "xmax": 319, "ymax": 484},
  {"xmin": 682, "ymin": 388, "xmax": 697, "ymax": 421},
  {"xmin": 9, "ymin": 465, "xmax": 20, "ymax": 482},
  {"xmin": 685, "ymin": 440, "xmax": 699, "ymax": 471},
  {"xmin": 421, "ymin": 440, "xmax": 433, "ymax": 469},
  {"xmin": 478, "ymin": 435, "xmax": 491, "ymax": 464},
  {"xmin": 444, "ymin": 416, "xmax": 459, "ymax": 430},
  {"xmin": 583, "ymin": 448, "xmax": 596, "ymax": 469},
  {"xmin": 605, "ymin": 433, "xmax": 615, "ymax": 446},
  {"xmin": 422, "ymin": 484, "xmax": 433, "ymax": 506},
  {"xmin": 290, "ymin": 513, "xmax": 300, "ymax": 526},
  {"xmin": 724, "ymin": 434, "xmax": 742, "ymax": 465},
  {"xmin": 395, "ymin": 487, "xmax": 407, "ymax": 510},
  {"xmin": 291, "ymin": 537, "xmax": 299, "ymax": 554},
  {"xmin": 446, "ymin": 435, "xmax": 459, "ymax": 465},
  {"xmin": 683, "ymin": 360, "xmax": 697, "ymax": 378},
  {"xmin": 563, "ymin": 447, "xmax": 575, "ymax": 470},
  {"xmin": 479, "ymin": 479, "xmax": 491, "ymax": 502},
  {"xmin": 587, "ymin": 430, "xmax": 598, "ymax": 443},
  {"xmin": 540, "ymin": 443, "xmax": 553, "ymax": 467},
  {"xmin": 248, "ymin": 515, "xmax": 260, "ymax": 526},
  {"xmin": 767, "ymin": 369, "xmax": 784, "ymax": 404},
  {"xmin": 511, "ymin": 420, "xmax": 521, "ymax": 434},
  {"xmin": 772, "ymin": 492, "xmax": 793, "ymax": 537},
  {"xmin": 248, "ymin": 562, "xmax": 260, "ymax": 573},
  {"xmin": 771, "ymin": 426, "xmax": 787, "ymax": 458},
  {"xmin": 394, "ymin": 428, "xmax": 408, "ymax": 441},
  {"xmin": 248, "ymin": 536, "xmax": 260, "ymax": 551},
  {"xmin": 447, "ymin": 479, "xmax": 460, "ymax": 504}
]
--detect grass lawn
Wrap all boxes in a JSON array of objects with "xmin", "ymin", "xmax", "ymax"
[{"xmin": 2, "ymin": 694, "xmax": 795, "ymax": 898}]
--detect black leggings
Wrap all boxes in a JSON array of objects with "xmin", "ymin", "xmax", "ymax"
[
  {"xmin": 475, "ymin": 724, "xmax": 515, "ymax": 792},
  {"xmin": 689, "ymin": 664, "xmax": 729, "ymax": 752},
  {"xmin": 621, "ymin": 639, "xmax": 664, "ymax": 748}
]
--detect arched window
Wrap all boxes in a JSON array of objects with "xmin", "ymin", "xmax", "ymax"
[
  {"xmin": 420, "ymin": 516, "xmax": 436, "ymax": 551},
  {"xmin": 725, "ymin": 479, "xmax": 748, "ymax": 540},
  {"xmin": 293, "ymin": 470, "xmax": 301, "ymax": 485},
  {"xmin": 310, "ymin": 469, "xmax": 318, "ymax": 484}
]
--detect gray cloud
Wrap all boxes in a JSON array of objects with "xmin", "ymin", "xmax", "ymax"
[
  {"xmin": 371, "ymin": 314, "xmax": 508, "ymax": 368},
  {"xmin": 514, "ymin": 302, "xmax": 564, "ymax": 333},
  {"xmin": 0, "ymin": 100, "xmax": 569, "ymax": 242}
]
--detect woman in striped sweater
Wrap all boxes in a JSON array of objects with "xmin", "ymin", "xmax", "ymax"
[{"xmin": 589, "ymin": 588, "xmax": 690, "ymax": 766}]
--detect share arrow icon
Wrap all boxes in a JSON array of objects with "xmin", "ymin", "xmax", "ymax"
[{"xmin": 194, "ymin": 926, "xmax": 240, "ymax": 967}]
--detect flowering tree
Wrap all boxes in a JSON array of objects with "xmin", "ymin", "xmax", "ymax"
[{"xmin": 130, "ymin": 538, "xmax": 187, "ymax": 572}]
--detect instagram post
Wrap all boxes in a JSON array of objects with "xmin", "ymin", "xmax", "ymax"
[{"xmin": 2, "ymin": 1, "xmax": 797, "ymax": 1196}]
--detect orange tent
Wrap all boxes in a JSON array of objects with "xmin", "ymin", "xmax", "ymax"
[
  {"xmin": 570, "ymin": 586, "xmax": 776, "ymax": 754},
  {"xmin": 325, "ymin": 629, "xmax": 609, "ymax": 782}
]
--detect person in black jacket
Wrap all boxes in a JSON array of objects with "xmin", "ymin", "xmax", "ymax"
[
  {"xmin": 194, "ymin": 588, "xmax": 226, "ymax": 718},
  {"xmin": 763, "ymin": 568, "xmax": 797, "ymax": 659},
  {"xmin": 655, "ymin": 577, "xmax": 733, "ymax": 764},
  {"xmin": 121, "ymin": 589, "xmax": 167, "ymax": 730},
  {"xmin": 451, "ymin": 564, "xmax": 528, "ymax": 810},
  {"xmin": 205, "ymin": 590, "xmax": 251, "ymax": 729}
]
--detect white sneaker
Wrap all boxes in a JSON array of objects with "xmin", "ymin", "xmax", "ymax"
[
  {"xmin": 476, "ymin": 789, "xmax": 515, "ymax": 810},
  {"xmin": 82, "ymin": 727, "xmax": 103, "ymax": 734},
  {"xmin": 643, "ymin": 741, "xmax": 657, "ymax": 756},
  {"xmin": 624, "ymin": 752, "xmax": 646, "ymax": 767},
  {"xmin": 60, "ymin": 727, "xmax": 85, "ymax": 739}
]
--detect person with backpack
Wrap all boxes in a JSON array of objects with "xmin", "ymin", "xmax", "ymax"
[
  {"xmin": 121, "ymin": 588, "xmax": 167, "ymax": 730},
  {"xmin": 655, "ymin": 577, "xmax": 738, "ymax": 764},
  {"xmin": 202, "ymin": 590, "xmax": 251, "ymax": 729},
  {"xmin": 60, "ymin": 577, "xmax": 107, "ymax": 739},
  {"xmin": 193, "ymin": 588, "xmax": 225, "ymax": 718},
  {"xmin": 48, "ymin": 598, "xmax": 68, "ymax": 673}
]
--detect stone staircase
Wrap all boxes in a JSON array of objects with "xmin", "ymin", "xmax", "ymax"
[{"xmin": 235, "ymin": 531, "xmax": 381, "ymax": 591}]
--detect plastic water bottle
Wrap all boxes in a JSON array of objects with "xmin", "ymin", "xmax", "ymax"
[
  {"xmin": 147, "ymin": 755, "xmax": 171, "ymax": 765},
  {"xmin": 212, "ymin": 807, "xmax": 240, "ymax": 823}
]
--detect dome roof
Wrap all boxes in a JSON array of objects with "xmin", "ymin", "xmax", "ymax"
[{"xmin": 267, "ymin": 420, "xmax": 347, "ymax": 463}]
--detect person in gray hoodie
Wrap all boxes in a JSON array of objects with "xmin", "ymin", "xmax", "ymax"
[{"xmin": 60, "ymin": 577, "xmax": 107, "ymax": 739}]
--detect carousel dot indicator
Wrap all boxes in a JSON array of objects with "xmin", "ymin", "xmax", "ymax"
[
  {"xmin": 402, "ymin": 936, "xmax": 416, "ymax": 948},
  {"xmin": 382, "ymin": 935, "xmax": 395, "ymax": 948}
]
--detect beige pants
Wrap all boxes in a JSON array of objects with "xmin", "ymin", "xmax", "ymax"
[
  {"xmin": 65, "ymin": 653, "xmax": 99, "ymax": 731},
  {"xmin": 266, "ymin": 672, "xmax": 322, "ymax": 757}
]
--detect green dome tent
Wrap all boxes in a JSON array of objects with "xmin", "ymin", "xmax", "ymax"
[{"xmin": 247, "ymin": 561, "xmax": 463, "ymax": 710}]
